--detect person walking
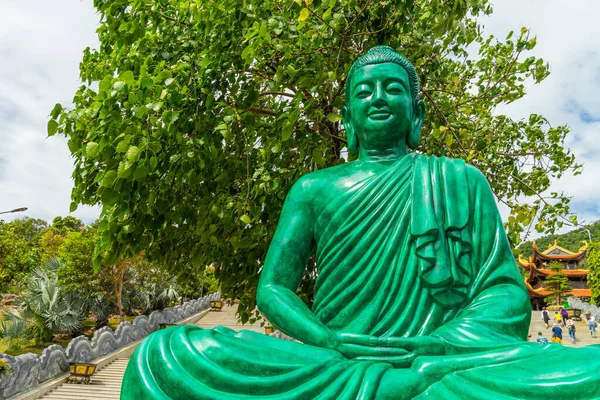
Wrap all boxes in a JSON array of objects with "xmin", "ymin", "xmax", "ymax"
[
  {"xmin": 536, "ymin": 332, "xmax": 549, "ymax": 344},
  {"xmin": 586, "ymin": 314, "xmax": 597, "ymax": 338},
  {"xmin": 551, "ymin": 334, "xmax": 563, "ymax": 345},
  {"xmin": 554, "ymin": 311, "xmax": 562, "ymax": 326},
  {"xmin": 566, "ymin": 318, "xmax": 577, "ymax": 343},
  {"xmin": 560, "ymin": 307, "xmax": 569, "ymax": 327},
  {"xmin": 552, "ymin": 323, "xmax": 563, "ymax": 342},
  {"xmin": 541, "ymin": 308, "xmax": 550, "ymax": 329}
]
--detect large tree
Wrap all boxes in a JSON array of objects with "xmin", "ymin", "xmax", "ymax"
[
  {"xmin": 51, "ymin": 0, "xmax": 580, "ymax": 321},
  {"xmin": 544, "ymin": 260, "xmax": 572, "ymax": 306},
  {"xmin": 0, "ymin": 221, "xmax": 42, "ymax": 291},
  {"xmin": 587, "ymin": 242, "xmax": 600, "ymax": 305}
]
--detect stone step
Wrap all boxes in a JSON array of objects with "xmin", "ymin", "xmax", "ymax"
[
  {"xmin": 95, "ymin": 371, "xmax": 127, "ymax": 377},
  {"xmin": 53, "ymin": 387, "xmax": 121, "ymax": 394},
  {"xmin": 43, "ymin": 392, "xmax": 120, "ymax": 399}
]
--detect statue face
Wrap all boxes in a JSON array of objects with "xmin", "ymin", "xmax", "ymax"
[{"xmin": 346, "ymin": 63, "xmax": 414, "ymax": 148}]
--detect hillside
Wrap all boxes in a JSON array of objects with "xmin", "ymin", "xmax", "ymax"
[{"xmin": 517, "ymin": 220, "xmax": 600, "ymax": 258}]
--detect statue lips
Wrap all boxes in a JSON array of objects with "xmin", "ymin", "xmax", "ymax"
[{"xmin": 368, "ymin": 109, "xmax": 392, "ymax": 121}]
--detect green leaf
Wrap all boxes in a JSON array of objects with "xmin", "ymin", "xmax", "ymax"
[
  {"xmin": 135, "ymin": 106, "xmax": 148, "ymax": 120},
  {"xmin": 113, "ymin": 81, "xmax": 126, "ymax": 93},
  {"xmin": 116, "ymin": 140, "xmax": 129, "ymax": 153},
  {"xmin": 101, "ymin": 171, "xmax": 118, "ymax": 187},
  {"xmin": 445, "ymin": 133, "xmax": 453, "ymax": 147},
  {"xmin": 86, "ymin": 142, "xmax": 100, "ymax": 158},
  {"xmin": 240, "ymin": 214, "xmax": 252, "ymax": 224},
  {"xmin": 127, "ymin": 146, "xmax": 140, "ymax": 162},
  {"xmin": 327, "ymin": 113, "xmax": 342, "ymax": 123},
  {"xmin": 118, "ymin": 161, "xmax": 132, "ymax": 178},
  {"xmin": 47, "ymin": 120, "xmax": 59, "ymax": 136},
  {"xmin": 119, "ymin": 70, "xmax": 135, "ymax": 85},
  {"xmin": 282, "ymin": 121, "xmax": 293, "ymax": 141},
  {"xmin": 165, "ymin": 78, "xmax": 175, "ymax": 86},
  {"xmin": 134, "ymin": 164, "xmax": 149, "ymax": 179},
  {"xmin": 419, "ymin": 11, "xmax": 431, "ymax": 21},
  {"xmin": 298, "ymin": 8, "xmax": 309, "ymax": 21},
  {"xmin": 50, "ymin": 103, "xmax": 63, "ymax": 119}
]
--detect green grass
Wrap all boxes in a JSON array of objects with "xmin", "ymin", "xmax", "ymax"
[
  {"xmin": 0, "ymin": 315, "xmax": 137, "ymax": 357},
  {"xmin": 1, "ymin": 338, "xmax": 72, "ymax": 356},
  {"xmin": 107, "ymin": 315, "xmax": 136, "ymax": 330}
]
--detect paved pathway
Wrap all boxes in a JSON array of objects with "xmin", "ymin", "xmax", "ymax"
[
  {"xmin": 37, "ymin": 305, "xmax": 253, "ymax": 400},
  {"xmin": 527, "ymin": 311, "xmax": 600, "ymax": 346}
]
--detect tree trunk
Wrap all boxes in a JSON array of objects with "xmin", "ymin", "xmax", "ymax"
[{"xmin": 117, "ymin": 269, "xmax": 125, "ymax": 323}]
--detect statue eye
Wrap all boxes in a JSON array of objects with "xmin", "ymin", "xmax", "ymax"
[
  {"xmin": 356, "ymin": 90, "xmax": 371, "ymax": 99},
  {"xmin": 386, "ymin": 83, "xmax": 404, "ymax": 94},
  {"xmin": 354, "ymin": 85, "xmax": 372, "ymax": 99}
]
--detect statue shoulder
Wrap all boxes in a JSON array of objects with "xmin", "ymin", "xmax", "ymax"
[
  {"xmin": 414, "ymin": 153, "xmax": 490, "ymax": 188},
  {"xmin": 286, "ymin": 163, "xmax": 358, "ymax": 206}
]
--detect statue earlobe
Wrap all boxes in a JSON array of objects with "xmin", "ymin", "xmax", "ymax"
[
  {"xmin": 408, "ymin": 100, "xmax": 425, "ymax": 149},
  {"xmin": 342, "ymin": 106, "xmax": 359, "ymax": 154}
]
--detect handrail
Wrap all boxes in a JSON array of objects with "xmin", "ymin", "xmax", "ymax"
[{"xmin": 0, "ymin": 293, "xmax": 220, "ymax": 399}]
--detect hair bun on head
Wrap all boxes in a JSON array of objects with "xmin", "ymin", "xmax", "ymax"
[{"xmin": 368, "ymin": 45, "xmax": 395, "ymax": 53}]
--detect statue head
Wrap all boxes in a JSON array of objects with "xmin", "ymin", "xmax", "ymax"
[{"xmin": 342, "ymin": 46, "xmax": 425, "ymax": 154}]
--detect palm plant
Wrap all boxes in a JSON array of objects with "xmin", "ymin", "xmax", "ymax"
[
  {"xmin": 158, "ymin": 282, "xmax": 180, "ymax": 305},
  {"xmin": 17, "ymin": 261, "xmax": 87, "ymax": 342},
  {"xmin": 0, "ymin": 310, "xmax": 28, "ymax": 351},
  {"xmin": 85, "ymin": 294, "xmax": 113, "ymax": 329}
]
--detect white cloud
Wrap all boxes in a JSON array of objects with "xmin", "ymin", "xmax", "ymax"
[
  {"xmin": 0, "ymin": 1, "xmax": 101, "ymax": 224},
  {"xmin": 482, "ymin": 0, "xmax": 600, "ymax": 231}
]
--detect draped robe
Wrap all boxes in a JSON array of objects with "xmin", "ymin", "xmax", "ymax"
[{"xmin": 122, "ymin": 154, "xmax": 600, "ymax": 399}]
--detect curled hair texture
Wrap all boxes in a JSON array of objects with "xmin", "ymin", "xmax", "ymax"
[{"xmin": 344, "ymin": 46, "xmax": 420, "ymax": 105}]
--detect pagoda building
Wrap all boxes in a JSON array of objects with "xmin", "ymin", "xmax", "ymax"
[{"xmin": 519, "ymin": 240, "xmax": 589, "ymax": 310}]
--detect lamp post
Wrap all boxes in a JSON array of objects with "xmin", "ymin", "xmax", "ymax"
[
  {"xmin": 0, "ymin": 207, "xmax": 27, "ymax": 215},
  {"xmin": 583, "ymin": 228, "xmax": 592, "ymax": 243}
]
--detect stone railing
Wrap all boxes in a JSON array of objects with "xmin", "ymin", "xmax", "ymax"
[
  {"xmin": 269, "ymin": 330, "xmax": 295, "ymax": 341},
  {"xmin": 0, "ymin": 292, "xmax": 220, "ymax": 399},
  {"xmin": 568, "ymin": 297, "xmax": 600, "ymax": 321}
]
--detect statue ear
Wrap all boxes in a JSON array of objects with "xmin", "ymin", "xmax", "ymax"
[
  {"xmin": 342, "ymin": 106, "xmax": 359, "ymax": 154},
  {"xmin": 407, "ymin": 99, "xmax": 425, "ymax": 149}
]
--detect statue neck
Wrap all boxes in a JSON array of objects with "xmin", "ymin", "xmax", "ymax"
[{"xmin": 358, "ymin": 145, "xmax": 408, "ymax": 163}]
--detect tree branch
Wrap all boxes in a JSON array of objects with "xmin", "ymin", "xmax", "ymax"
[
  {"xmin": 421, "ymin": 89, "xmax": 468, "ymax": 155},
  {"xmin": 345, "ymin": 0, "xmax": 371, "ymax": 34},
  {"xmin": 307, "ymin": 8, "xmax": 344, "ymax": 39},
  {"xmin": 232, "ymin": 104, "xmax": 277, "ymax": 117},
  {"xmin": 259, "ymin": 92, "xmax": 295, "ymax": 98}
]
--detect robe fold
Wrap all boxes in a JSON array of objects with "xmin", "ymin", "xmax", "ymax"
[{"xmin": 122, "ymin": 154, "xmax": 600, "ymax": 399}]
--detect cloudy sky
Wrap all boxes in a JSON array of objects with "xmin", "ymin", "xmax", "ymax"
[{"xmin": 0, "ymin": 1, "xmax": 599, "ymax": 234}]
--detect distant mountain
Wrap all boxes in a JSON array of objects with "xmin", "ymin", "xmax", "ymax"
[{"xmin": 516, "ymin": 221, "xmax": 600, "ymax": 258}]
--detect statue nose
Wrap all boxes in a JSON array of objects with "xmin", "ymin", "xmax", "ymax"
[{"xmin": 372, "ymin": 84, "xmax": 387, "ymax": 107}]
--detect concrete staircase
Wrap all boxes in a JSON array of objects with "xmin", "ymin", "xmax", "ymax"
[
  {"xmin": 31, "ymin": 305, "xmax": 254, "ymax": 399},
  {"xmin": 38, "ymin": 358, "xmax": 129, "ymax": 400}
]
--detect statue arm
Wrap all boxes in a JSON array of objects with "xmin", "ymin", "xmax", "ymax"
[
  {"xmin": 431, "ymin": 166, "xmax": 531, "ymax": 354},
  {"xmin": 256, "ymin": 177, "xmax": 334, "ymax": 348}
]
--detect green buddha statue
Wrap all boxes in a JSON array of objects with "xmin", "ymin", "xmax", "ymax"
[{"xmin": 122, "ymin": 46, "xmax": 600, "ymax": 399}]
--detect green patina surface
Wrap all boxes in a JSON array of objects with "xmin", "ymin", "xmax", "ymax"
[{"xmin": 122, "ymin": 46, "xmax": 600, "ymax": 399}]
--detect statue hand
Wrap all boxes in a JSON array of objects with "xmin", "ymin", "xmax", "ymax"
[
  {"xmin": 332, "ymin": 334, "xmax": 444, "ymax": 368},
  {"xmin": 332, "ymin": 332, "xmax": 411, "ymax": 360},
  {"xmin": 379, "ymin": 336, "xmax": 445, "ymax": 356}
]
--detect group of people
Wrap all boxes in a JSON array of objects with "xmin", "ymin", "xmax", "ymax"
[{"xmin": 538, "ymin": 306, "xmax": 599, "ymax": 345}]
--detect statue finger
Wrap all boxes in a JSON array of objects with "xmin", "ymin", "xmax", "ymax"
[
  {"xmin": 337, "ymin": 333, "xmax": 379, "ymax": 346},
  {"xmin": 338, "ymin": 344, "xmax": 410, "ymax": 359},
  {"xmin": 354, "ymin": 353, "xmax": 417, "ymax": 368}
]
